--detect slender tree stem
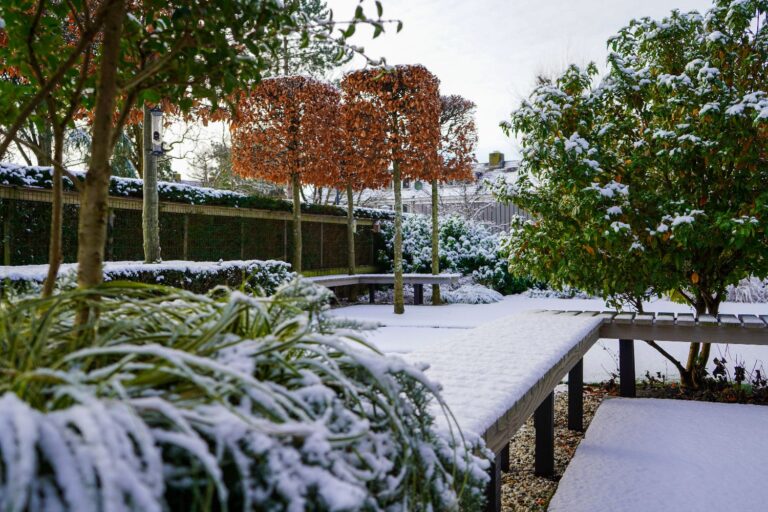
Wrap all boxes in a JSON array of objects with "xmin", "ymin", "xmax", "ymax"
[
  {"xmin": 76, "ymin": 0, "xmax": 125, "ymax": 290},
  {"xmin": 431, "ymin": 179, "xmax": 442, "ymax": 305},
  {"xmin": 291, "ymin": 173, "xmax": 302, "ymax": 273},
  {"xmin": 42, "ymin": 129, "xmax": 64, "ymax": 298},
  {"xmin": 393, "ymin": 161, "xmax": 404, "ymax": 314},
  {"xmin": 346, "ymin": 184, "xmax": 356, "ymax": 275}
]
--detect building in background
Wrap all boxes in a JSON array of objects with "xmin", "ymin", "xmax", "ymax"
[{"xmin": 361, "ymin": 151, "xmax": 526, "ymax": 232}]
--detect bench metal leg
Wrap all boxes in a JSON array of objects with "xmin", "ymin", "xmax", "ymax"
[
  {"xmin": 534, "ymin": 391, "xmax": 555, "ymax": 477},
  {"xmin": 413, "ymin": 284, "xmax": 424, "ymax": 305},
  {"xmin": 485, "ymin": 449, "xmax": 502, "ymax": 512},
  {"xmin": 368, "ymin": 284, "xmax": 376, "ymax": 304},
  {"xmin": 568, "ymin": 359, "xmax": 584, "ymax": 432},
  {"xmin": 499, "ymin": 443, "xmax": 510, "ymax": 472},
  {"xmin": 619, "ymin": 339, "xmax": 636, "ymax": 397}
]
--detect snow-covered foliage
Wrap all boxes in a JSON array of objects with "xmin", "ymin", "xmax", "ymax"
[
  {"xmin": 0, "ymin": 259, "xmax": 293, "ymax": 296},
  {"xmin": 726, "ymin": 277, "xmax": 768, "ymax": 303},
  {"xmin": 498, "ymin": 0, "xmax": 768, "ymax": 312},
  {"xmin": 377, "ymin": 214, "xmax": 532, "ymax": 294},
  {"xmin": 526, "ymin": 285, "xmax": 593, "ymax": 300},
  {"xmin": 0, "ymin": 281, "xmax": 489, "ymax": 511},
  {"xmin": 442, "ymin": 284, "xmax": 503, "ymax": 304},
  {"xmin": 0, "ymin": 163, "xmax": 393, "ymax": 219}
]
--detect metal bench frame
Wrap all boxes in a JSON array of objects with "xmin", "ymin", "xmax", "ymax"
[{"xmin": 307, "ymin": 273, "xmax": 461, "ymax": 305}]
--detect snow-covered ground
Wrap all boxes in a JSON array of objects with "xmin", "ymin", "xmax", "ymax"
[
  {"xmin": 549, "ymin": 398, "xmax": 768, "ymax": 511},
  {"xmin": 329, "ymin": 295, "xmax": 768, "ymax": 382}
]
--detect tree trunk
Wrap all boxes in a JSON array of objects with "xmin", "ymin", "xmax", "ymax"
[
  {"xmin": 431, "ymin": 179, "xmax": 442, "ymax": 305},
  {"xmin": 291, "ymin": 173, "xmax": 302, "ymax": 273},
  {"xmin": 346, "ymin": 184, "xmax": 356, "ymax": 275},
  {"xmin": 42, "ymin": 129, "xmax": 65, "ymax": 298},
  {"xmin": 38, "ymin": 120, "xmax": 54, "ymax": 167},
  {"xmin": 393, "ymin": 161, "xmax": 404, "ymax": 314},
  {"xmin": 142, "ymin": 104, "xmax": 161, "ymax": 263},
  {"xmin": 76, "ymin": 0, "xmax": 124, "ymax": 289}
]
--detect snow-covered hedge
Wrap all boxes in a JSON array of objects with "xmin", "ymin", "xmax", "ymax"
[
  {"xmin": 0, "ymin": 280, "xmax": 490, "ymax": 510},
  {"xmin": 377, "ymin": 214, "xmax": 533, "ymax": 294},
  {"xmin": 442, "ymin": 284, "xmax": 504, "ymax": 304},
  {"xmin": 0, "ymin": 259, "xmax": 293, "ymax": 295},
  {"xmin": 0, "ymin": 163, "xmax": 394, "ymax": 220},
  {"xmin": 726, "ymin": 277, "xmax": 768, "ymax": 303}
]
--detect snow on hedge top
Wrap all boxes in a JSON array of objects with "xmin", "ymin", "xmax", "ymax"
[
  {"xmin": 405, "ymin": 312, "xmax": 601, "ymax": 435},
  {"xmin": 0, "ymin": 163, "xmax": 393, "ymax": 219},
  {"xmin": 0, "ymin": 259, "xmax": 290, "ymax": 282}
]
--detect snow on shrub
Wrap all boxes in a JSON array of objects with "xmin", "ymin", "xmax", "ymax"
[
  {"xmin": 0, "ymin": 259, "xmax": 293, "ymax": 296},
  {"xmin": 377, "ymin": 214, "xmax": 532, "ymax": 294},
  {"xmin": 0, "ymin": 163, "xmax": 393, "ymax": 219},
  {"xmin": 726, "ymin": 277, "xmax": 768, "ymax": 303},
  {"xmin": 0, "ymin": 280, "xmax": 490, "ymax": 511},
  {"xmin": 442, "ymin": 284, "xmax": 503, "ymax": 304}
]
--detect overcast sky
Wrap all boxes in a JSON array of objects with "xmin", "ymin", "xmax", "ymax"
[{"xmin": 329, "ymin": 0, "xmax": 714, "ymax": 163}]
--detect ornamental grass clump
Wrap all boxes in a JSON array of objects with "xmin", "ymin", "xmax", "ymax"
[{"xmin": 0, "ymin": 280, "xmax": 489, "ymax": 511}]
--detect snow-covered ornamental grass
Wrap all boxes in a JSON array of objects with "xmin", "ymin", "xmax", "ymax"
[{"xmin": 0, "ymin": 280, "xmax": 489, "ymax": 511}]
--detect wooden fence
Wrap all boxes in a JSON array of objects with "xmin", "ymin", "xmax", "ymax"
[{"xmin": 0, "ymin": 186, "xmax": 381, "ymax": 273}]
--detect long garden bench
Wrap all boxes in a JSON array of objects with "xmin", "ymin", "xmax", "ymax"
[
  {"xmin": 404, "ymin": 309, "xmax": 768, "ymax": 512},
  {"xmin": 306, "ymin": 273, "xmax": 461, "ymax": 304}
]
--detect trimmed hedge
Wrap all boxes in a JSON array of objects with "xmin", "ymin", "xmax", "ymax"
[
  {"xmin": 0, "ymin": 259, "xmax": 294, "ymax": 295},
  {"xmin": 0, "ymin": 163, "xmax": 394, "ymax": 220}
]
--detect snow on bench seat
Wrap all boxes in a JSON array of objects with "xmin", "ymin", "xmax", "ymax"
[
  {"xmin": 550, "ymin": 398, "xmax": 768, "ymax": 512},
  {"xmin": 405, "ymin": 312, "xmax": 602, "ymax": 452}
]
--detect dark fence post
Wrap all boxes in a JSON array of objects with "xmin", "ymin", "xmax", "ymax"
[
  {"xmin": 3, "ymin": 199, "xmax": 13, "ymax": 265},
  {"xmin": 413, "ymin": 283, "xmax": 424, "ymax": 305},
  {"xmin": 619, "ymin": 339, "xmax": 636, "ymax": 397},
  {"xmin": 368, "ymin": 284, "xmax": 376, "ymax": 304},
  {"xmin": 182, "ymin": 214, "xmax": 189, "ymax": 261},
  {"xmin": 568, "ymin": 359, "xmax": 584, "ymax": 431},
  {"xmin": 534, "ymin": 391, "xmax": 555, "ymax": 477},
  {"xmin": 485, "ymin": 450, "xmax": 502, "ymax": 512}
]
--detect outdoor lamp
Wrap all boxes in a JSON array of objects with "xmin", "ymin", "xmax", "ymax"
[{"xmin": 150, "ymin": 106, "xmax": 164, "ymax": 155}]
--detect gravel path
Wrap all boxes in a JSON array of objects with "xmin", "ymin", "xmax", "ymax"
[{"xmin": 501, "ymin": 387, "xmax": 607, "ymax": 511}]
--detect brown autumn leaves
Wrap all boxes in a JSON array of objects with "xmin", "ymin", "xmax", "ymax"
[{"xmin": 230, "ymin": 65, "xmax": 476, "ymax": 202}]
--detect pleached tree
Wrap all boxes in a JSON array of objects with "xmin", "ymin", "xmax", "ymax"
[
  {"xmin": 231, "ymin": 76, "xmax": 340, "ymax": 273},
  {"xmin": 428, "ymin": 95, "xmax": 477, "ymax": 304},
  {"xmin": 337, "ymin": 99, "xmax": 391, "ymax": 275},
  {"xmin": 342, "ymin": 65, "xmax": 441, "ymax": 314}
]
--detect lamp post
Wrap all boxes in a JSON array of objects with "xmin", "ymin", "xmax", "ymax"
[{"xmin": 143, "ymin": 104, "xmax": 163, "ymax": 263}]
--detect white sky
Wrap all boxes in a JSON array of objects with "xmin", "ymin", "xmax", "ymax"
[{"xmin": 328, "ymin": 0, "xmax": 713, "ymax": 162}]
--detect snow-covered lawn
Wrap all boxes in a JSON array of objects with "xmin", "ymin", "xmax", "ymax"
[
  {"xmin": 328, "ymin": 295, "xmax": 768, "ymax": 382},
  {"xmin": 549, "ymin": 398, "xmax": 768, "ymax": 511}
]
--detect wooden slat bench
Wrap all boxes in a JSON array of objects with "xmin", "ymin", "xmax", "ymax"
[
  {"xmin": 403, "ymin": 309, "xmax": 768, "ymax": 511},
  {"xmin": 405, "ymin": 311, "xmax": 604, "ymax": 512},
  {"xmin": 306, "ymin": 273, "xmax": 461, "ymax": 305}
]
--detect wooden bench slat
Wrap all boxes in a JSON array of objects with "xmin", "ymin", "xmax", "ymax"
[
  {"xmin": 676, "ymin": 313, "xmax": 695, "ymax": 326},
  {"xmin": 613, "ymin": 312, "xmax": 635, "ymax": 324},
  {"xmin": 740, "ymin": 315, "xmax": 766, "ymax": 329},
  {"xmin": 698, "ymin": 314, "xmax": 718, "ymax": 325},
  {"xmin": 717, "ymin": 314, "xmax": 741, "ymax": 326},
  {"xmin": 634, "ymin": 313, "xmax": 655, "ymax": 325},
  {"xmin": 654, "ymin": 313, "xmax": 676, "ymax": 325}
]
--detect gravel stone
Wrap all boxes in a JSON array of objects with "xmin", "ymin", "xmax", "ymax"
[{"xmin": 501, "ymin": 387, "xmax": 607, "ymax": 511}]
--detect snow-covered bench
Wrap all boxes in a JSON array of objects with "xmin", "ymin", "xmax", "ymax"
[
  {"xmin": 406, "ymin": 311, "xmax": 604, "ymax": 512},
  {"xmin": 406, "ymin": 309, "xmax": 768, "ymax": 511},
  {"xmin": 306, "ymin": 273, "xmax": 460, "ymax": 304}
]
